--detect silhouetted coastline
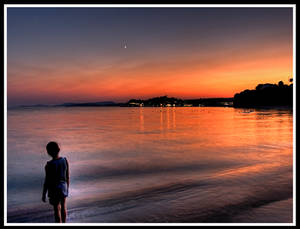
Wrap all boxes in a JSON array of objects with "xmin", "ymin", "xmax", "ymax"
[
  {"xmin": 233, "ymin": 80, "xmax": 293, "ymax": 108},
  {"xmin": 125, "ymin": 96, "xmax": 233, "ymax": 107},
  {"xmin": 13, "ymin": 97, "xmax": 234, "ymax": 108},
  {"xmin": 12, "ymin": 80, "xmax": 293, "ymax": 109}
]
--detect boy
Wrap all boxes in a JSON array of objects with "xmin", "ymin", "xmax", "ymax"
[{"xmin": 42, "ymin": 141, "xmax": 69, "ymax": 223}]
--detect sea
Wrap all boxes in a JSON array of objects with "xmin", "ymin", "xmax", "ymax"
[{"xmin": 6, "ymin": 106, "xmax": 294, "ymax": 223}]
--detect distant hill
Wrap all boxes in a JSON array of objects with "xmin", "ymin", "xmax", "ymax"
[
  {"xmin": 126, "ymin": 96, "xmax": 184, "ymax": 107},
  {"xmin": 57, "ymin": 101, "xmax": 119, "ymax": 107},
  {"xmin": 125, "ymin": 96, "xmax": 233, "ymax": 107},
  {"xmin": 233, "ymin": 81, "xmax": 293, "ymax": 108}
]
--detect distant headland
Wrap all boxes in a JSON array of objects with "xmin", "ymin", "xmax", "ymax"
[
  {"xmin": 124, "ymin": 96, "xmax": 233, "ymax": 107},
  {"xmin": 233, "ymin": 80, "xmax": 293, "ymax": 108},
  {"xmin": 123, "ymin": 79, "xmax": 293, "ymax": 108}
]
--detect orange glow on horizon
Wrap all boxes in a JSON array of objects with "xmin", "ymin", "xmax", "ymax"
[{"xmin": 7, "ymin": 33, "xmax": 293, "ymax": 104}]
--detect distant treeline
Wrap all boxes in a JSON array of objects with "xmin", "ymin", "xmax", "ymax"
[
  {"xmin": 54, "ymin": 96, "xmax": 233, "ymax": 108},
  {"xmin": 233, "ymin": 80, "xmax": 293, "ymax": 108},
  {"xmin": 126, "ymin": 96, "xmax": 183, "ymax": 107},
  {"xmin": 125, "ymin": 96, "xmax": 233, "ymax": 107},
  {"xmin": 37, "ymin": 79, "xmax": 293, "ymax": 109}
]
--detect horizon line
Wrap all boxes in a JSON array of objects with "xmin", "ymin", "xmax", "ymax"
[{"xmin": 8, "ymin": 96, "xmax": 235, "ymax": 108}]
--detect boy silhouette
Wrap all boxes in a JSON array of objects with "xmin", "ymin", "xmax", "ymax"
[{"xmin": 42, "ymin": 141, "xmax": 69, "ymax": 223}]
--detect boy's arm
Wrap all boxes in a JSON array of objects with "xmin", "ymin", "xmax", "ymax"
[
  {"xmin": 66, "ymin": 158, "xmax": 70, "ymax": 189},
  {"xmin": 42, "ymin": 164, "xmax": 48, "ymax": 202}
]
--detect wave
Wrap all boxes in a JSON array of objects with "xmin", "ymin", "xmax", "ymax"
[{"xmin": 7, "ymin": 159, "xmax": 243, "ymax": 193}]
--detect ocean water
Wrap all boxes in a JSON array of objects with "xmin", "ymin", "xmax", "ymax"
[{"xmin": 6, "ymin": 106, "xmax": 293, "ymax": 223}]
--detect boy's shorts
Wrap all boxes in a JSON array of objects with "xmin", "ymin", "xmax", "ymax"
[
  {"xmin": 49, "ymin": 196, "xmax": 66, "ymax": 205},
  {"xmin": 48, "ymin": 183, "xmax": 68, "ymax": 205}
]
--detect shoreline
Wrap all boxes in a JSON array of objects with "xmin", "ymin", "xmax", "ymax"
[
  {"xmin": 7, "ymin": 196, "xmax": 293, "ymax": 224},
  {"xmin": 8, "ymin": 105, "xmax": 293, "ymax": 110}
]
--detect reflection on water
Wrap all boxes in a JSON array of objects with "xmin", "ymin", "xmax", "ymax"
[
  {"xmin": 139, "ymin": 108, "xmax": 144, "ymax": 132},
  {"xmin": 7, "ymin": 107, "xmax": 293, "ymax": 223}
]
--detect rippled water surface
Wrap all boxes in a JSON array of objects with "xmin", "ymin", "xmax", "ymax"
[{"xmin": 7, "ymin": 107, "xmax": 293, "ymax": 223}]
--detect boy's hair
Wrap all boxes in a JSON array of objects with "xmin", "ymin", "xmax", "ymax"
[{"xmin": 46, "ymin": 141, "xmax": 60, "ymax": 158}]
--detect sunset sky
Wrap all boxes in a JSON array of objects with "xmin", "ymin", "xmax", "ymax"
[{"xmin": 7, "ymin": 7, "xmax": 293, "ymax": 106}]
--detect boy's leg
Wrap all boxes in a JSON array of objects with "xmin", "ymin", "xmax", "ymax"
[
  {"xmin": 53, "ymin": 203, "xmax": 62, "ymax": 223},
  {"xmin": 60, "ymin": 197, "xmax": 67, "ymax": 223}
]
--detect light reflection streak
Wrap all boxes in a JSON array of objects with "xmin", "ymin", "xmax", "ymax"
[{"xmin": 139, "ymin": 108, "xmax": 144, "ymax": 132}]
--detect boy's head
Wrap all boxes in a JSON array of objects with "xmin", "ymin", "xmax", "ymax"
[{"xmin": 46, "ymin": 141, "xmax": 60, "ymax": 158}]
